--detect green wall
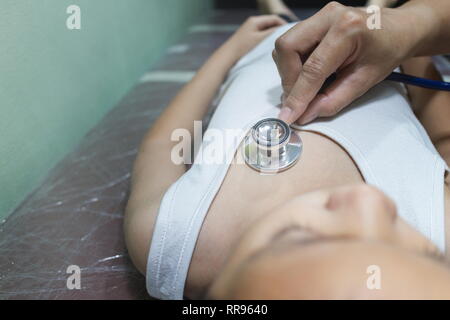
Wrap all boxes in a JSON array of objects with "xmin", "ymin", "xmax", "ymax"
[{"xmin": 0, "ymin": 0, "xmax": 211, "ymax": 219}]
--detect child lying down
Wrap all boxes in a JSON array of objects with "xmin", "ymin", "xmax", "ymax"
[{"xmin": 125, "ymin": 0, "xmax": 450, "ymax": 299}]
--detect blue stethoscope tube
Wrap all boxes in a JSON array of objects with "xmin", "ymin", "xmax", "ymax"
[
  {"xmin": 324, "ymin": 72, "xmax": 450, "ymax": 92},
  {"xmin": 386, "ymin": 71, "xmax": 450, "ymax": 91}
]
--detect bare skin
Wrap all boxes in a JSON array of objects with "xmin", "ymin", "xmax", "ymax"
[
  {"xmin": 124, "ymin": 0, "xmax": 450, "ymax": 299},
  {"xmin": 366, "ymin": 0, "xmax": 399, "ymax": 7}
]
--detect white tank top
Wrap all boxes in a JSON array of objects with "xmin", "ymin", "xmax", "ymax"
[{"xmin": 146, "ymin": 23, "xmax": 449, "ymax": 300}]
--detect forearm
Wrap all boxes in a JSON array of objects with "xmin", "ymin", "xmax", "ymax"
[
  {"xmin": 366, "ymin": 0, "xmax": 397, "ymax": 7},
  {"xmin": 397, "ymin": 0, "xmax": 450, "ymax": 57}
]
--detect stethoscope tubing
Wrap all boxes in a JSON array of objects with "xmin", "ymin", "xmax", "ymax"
[
  {"xmin": 324, "ymin": 72, "xmax": 450, "ymax": 92},
  {"xmin": 386, "ymin": 71, "xmax": 450, "ymax": 91}
]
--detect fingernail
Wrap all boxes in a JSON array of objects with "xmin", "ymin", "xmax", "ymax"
[{"xmin": 278, "ymin": 106, "xmax": 293, "ymax": 123}]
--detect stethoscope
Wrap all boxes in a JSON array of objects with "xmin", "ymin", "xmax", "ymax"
[
  {"xmin": 243, "ymin": 118, "xmax": 302, "ymax": 174},
  {"xmin": 325, "ymin": 71, "xmax": 450, "ymax": 91},
  {"xmin": 243, "ymin": 72, "xmax": 450, "ymax": 173}
]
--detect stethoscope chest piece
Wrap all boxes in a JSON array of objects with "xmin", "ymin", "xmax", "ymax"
[{"xmin": 242, "ymin": 118, "xmax": 302, "ymax": 174}]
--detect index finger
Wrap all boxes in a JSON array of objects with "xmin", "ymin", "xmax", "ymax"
[
  {"xmin": 279, "ymin": 28, "xmax": 354, "ymax": 123},
  {"xmin": 275, "ymin": 16, "xmax": 332, "ymax": 89}
]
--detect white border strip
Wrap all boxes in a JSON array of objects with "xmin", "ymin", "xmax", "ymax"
[
  {"xmin": 188, "ymin": 24, "xmax": 239, "ymax": 33},
  {"xmin": 139, "ymin": 71, "xmax": 196, "ymax": 83}
]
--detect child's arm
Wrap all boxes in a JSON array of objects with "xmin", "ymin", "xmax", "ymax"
[
  {"xmin": 125, "ymin": 15, "xmax": 285, "ymax": 274},
  {"xmin": 401, "ymin": 57, "xmax": 450, "ymax": 168}
]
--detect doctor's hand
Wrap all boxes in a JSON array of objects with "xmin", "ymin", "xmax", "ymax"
[{"xmin": 273, "ymin": 1, "xmax": 433, "ymax": 124}]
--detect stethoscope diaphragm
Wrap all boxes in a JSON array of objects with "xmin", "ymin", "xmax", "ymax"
[{"xmin": 242, "ymin": 118, "xmax": 302, "ymax": 174}]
